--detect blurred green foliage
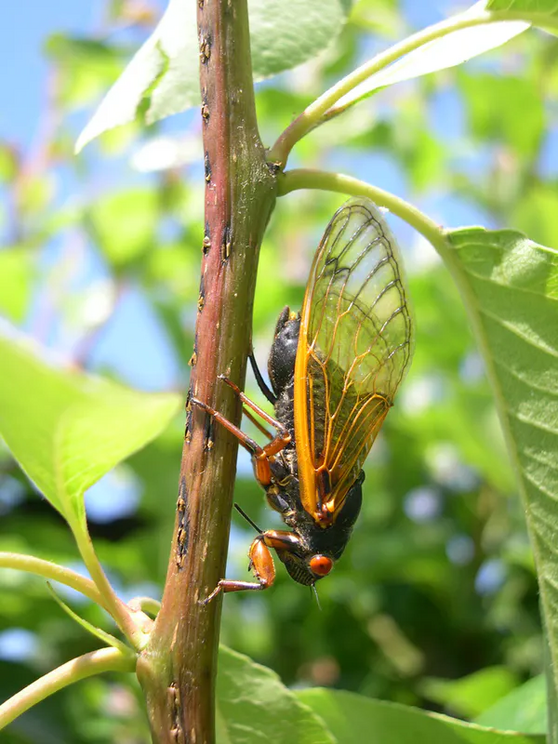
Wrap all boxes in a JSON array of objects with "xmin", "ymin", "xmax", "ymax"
[{"xmin": 0, "ymin": 0, "xmax": 556, "ymax": 741}]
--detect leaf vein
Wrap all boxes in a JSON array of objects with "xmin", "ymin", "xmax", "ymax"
[
  {"xmin": 493, "ymin": 356, "xmax": 558, "ymax": 396},
  {"xmin": 506, "ymin": 407, "xmax": 558, "ymax": 436},
  {"xmin": 477, "ymin": 306, "xmax": 558, "ymax": 359}
]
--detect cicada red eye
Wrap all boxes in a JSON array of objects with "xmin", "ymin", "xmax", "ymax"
[{"xmin": 309, "ymin": 555, "xmax": 333, "ymax": 577}]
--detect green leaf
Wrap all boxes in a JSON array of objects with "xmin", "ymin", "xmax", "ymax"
[
  {"xmin": 0, "ymin": 248, "xmax": 34, "ymax": 323},
  {"xmin": 513, "ymin": 184, "xmax": 558, "ymax": 249},
  {"xmin": 0, "ymin": 329, "xmax": 181, "ymax": 533},
  {"xmin": 460, "ymin": 73, "xmax": 544, "ymax": 158},
  {"xmin": 250, "ymin": 0, "xmax": 354, "ymax": 78},
  {"xmin": 487, "ymin": 0, "xmax": 557, "ymax": 7},
  {"xmin": 45, "ymin": 34, "xmax": 124, "ymax": 109},
  {"xmin": 76, "ymin": 0, "xmax": 354, "ymax": 151},
  {"xmin": 17, "ymin": 173, "xmax": 54, "ymax": 218},
  {"xmin": 329, "ymin": 2, "xmax": 528, "ymax": 116},
  {"xmin": 0, "ymin": 142, "xmax": 18, "ymax": 183},
  {"xmin": 443, "ymin": 228, "xmax": 558, "ymax": 707},
  {"xmin": 476, "ymin": 676, "xmax": 547, "ymax": 734},
  {"xmin": 88, "ymin": 188, "xmax": 159, "ymax": 268},
  {"xmin": 297, "ymin": 688, "xmax": 546, "ymax": 743},
  {"xmin": 420, "ymin": 667, "xmax": 519, "ymax": 719},
  {"xmin": 216, "ymin": 646, "xmax": 335, "ymax": 743}
]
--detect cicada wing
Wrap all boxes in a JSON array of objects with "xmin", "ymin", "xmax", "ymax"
[{"xmin": 294, "ymin": 198, "xmax": 414, "ymax": 522}]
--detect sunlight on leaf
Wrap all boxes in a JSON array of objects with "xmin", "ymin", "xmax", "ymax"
[
  {"xmin": 0, "ymin": 249, "xmax": 34, "ymax": 323},
  {"xmin": 89, "ymin": 188, "xmax": 159, "ymax": 268},
  {"xmin": 487, "ymin": 0, "xmax": 558, "ymax": 11},
  {"xmin": 330, "ymin": 2, "xmax": 528, "ymax": 115},
  {"xmin": 0, "ymin": 328, "xmax": 181, "ymax": 534},
  {"xmin": 486, "ymin": 0, "xmax": 558, "ymax": 34},
  {"xmin": 420, "ymin": 666, "xmax": 519, "ymax": 719},
  {"xmin": 476, "ymin": 675, "xmax": 547, "ymax": 735}
]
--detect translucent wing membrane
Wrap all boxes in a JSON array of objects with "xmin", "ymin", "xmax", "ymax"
[{"xmin": 294, "ymin": 198, "xmax": 414, "ymax": 523}]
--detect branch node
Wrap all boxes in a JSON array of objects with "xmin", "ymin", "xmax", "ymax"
[
  {"xmin": 199, "ymin": 34, "xmax": 212, "ymax": 64},
  {"xmin": 175, "ymin": 477, "xmax": 190, "ymax": 570},
  {"xmin": 201, "ymin": 99, "xmax": 210, "ymax": 123}
]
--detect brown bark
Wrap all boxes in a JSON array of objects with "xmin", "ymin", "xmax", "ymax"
[{"xmin": 136, "ymin": 1, "xmax": 276, "ymax": 741}]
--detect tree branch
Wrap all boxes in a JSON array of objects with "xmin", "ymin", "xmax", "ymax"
[{"xmin": 136, "ymin": 2, "xmax": 276, "ymax": 742}]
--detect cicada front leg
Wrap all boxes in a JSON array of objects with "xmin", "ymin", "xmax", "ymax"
[
  {"xmin": 202, "ymin": 536, "xmax": 276, "ymax": 603},
  {"xmin": 201, "ymin": 530, "xmax": 303, "ymax": 603}
]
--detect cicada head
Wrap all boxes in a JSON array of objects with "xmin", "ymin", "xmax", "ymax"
[{"xmin": 276, "ymin": 545, "xmax": 334, "ymax": 586}]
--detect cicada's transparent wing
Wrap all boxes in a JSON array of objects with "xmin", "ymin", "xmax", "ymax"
[{"xmin": 294, "ymin": 198, "xmax": 414, "ymax": 524}]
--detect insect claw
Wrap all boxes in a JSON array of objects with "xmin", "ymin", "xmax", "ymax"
[
  {"xmin": 219, "ymin": 374, "xmax": 239, "ymax": 393},
  {"xmin": 201, "ymin": 584, "xmax": 223, "ymax": 605},
  {"xmin": 190, "ymin": 395, "xmax": 208, "ymax": 411}
]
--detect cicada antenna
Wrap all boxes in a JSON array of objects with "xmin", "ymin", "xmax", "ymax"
[{"xmin": 234, "ymin": 503, "xmax": 263, "ymax": 534}]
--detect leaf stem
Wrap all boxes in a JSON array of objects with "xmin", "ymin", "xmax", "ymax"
[
  {"xmin": 279, "ymin": 168, "xmax": 446, "ymax": 251},
  {"xmin": 268, "ymin": 10, "xmax": 531, "ymax": 166},
  {"xmin": 46, "ymin": 581, "xmax": 134, "ymax": 655},
  {"xmin": 0, "ymin": 647, "xmax": 135, "ymax": 730},
  {"xmin": 70, "ymin": 522, "xmax": 151, "ymax": 651},
  {"xmin": 0, "ymin": 552, "xmax": 105, "ymax": 608}
]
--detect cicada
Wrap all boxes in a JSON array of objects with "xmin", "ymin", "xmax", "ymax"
[{"xmin": 192, "ymin": 198, "xmax": 414, "ymax": 600}]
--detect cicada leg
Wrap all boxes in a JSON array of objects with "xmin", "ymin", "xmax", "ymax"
[
  {"xmin": 191, "ymin": 376, "xmax": 291, "ymax": 487},
  {"xmin": 217, "ymin": 374, "xmax": 289, "ymax": 454},
  {"xmin": 202, "ymin": 536, "xmax": 275, "ymax": 603},
  {"xmin": 202, "ymin": 530, "xmax": 302, "ymax": 603},
  {"xmin": 242, "ymin": 406, "xmax": 274, "ymax": 440}
]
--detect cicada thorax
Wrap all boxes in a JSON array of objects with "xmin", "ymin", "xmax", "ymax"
[{"xmin": 267, "ymin": 306, "xmax": 300, "ymax": 464}]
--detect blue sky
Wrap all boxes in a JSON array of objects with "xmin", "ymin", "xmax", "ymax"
[{"xmin": 1, "ymin": 3, "xmax": 99, "ymax": 144}]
